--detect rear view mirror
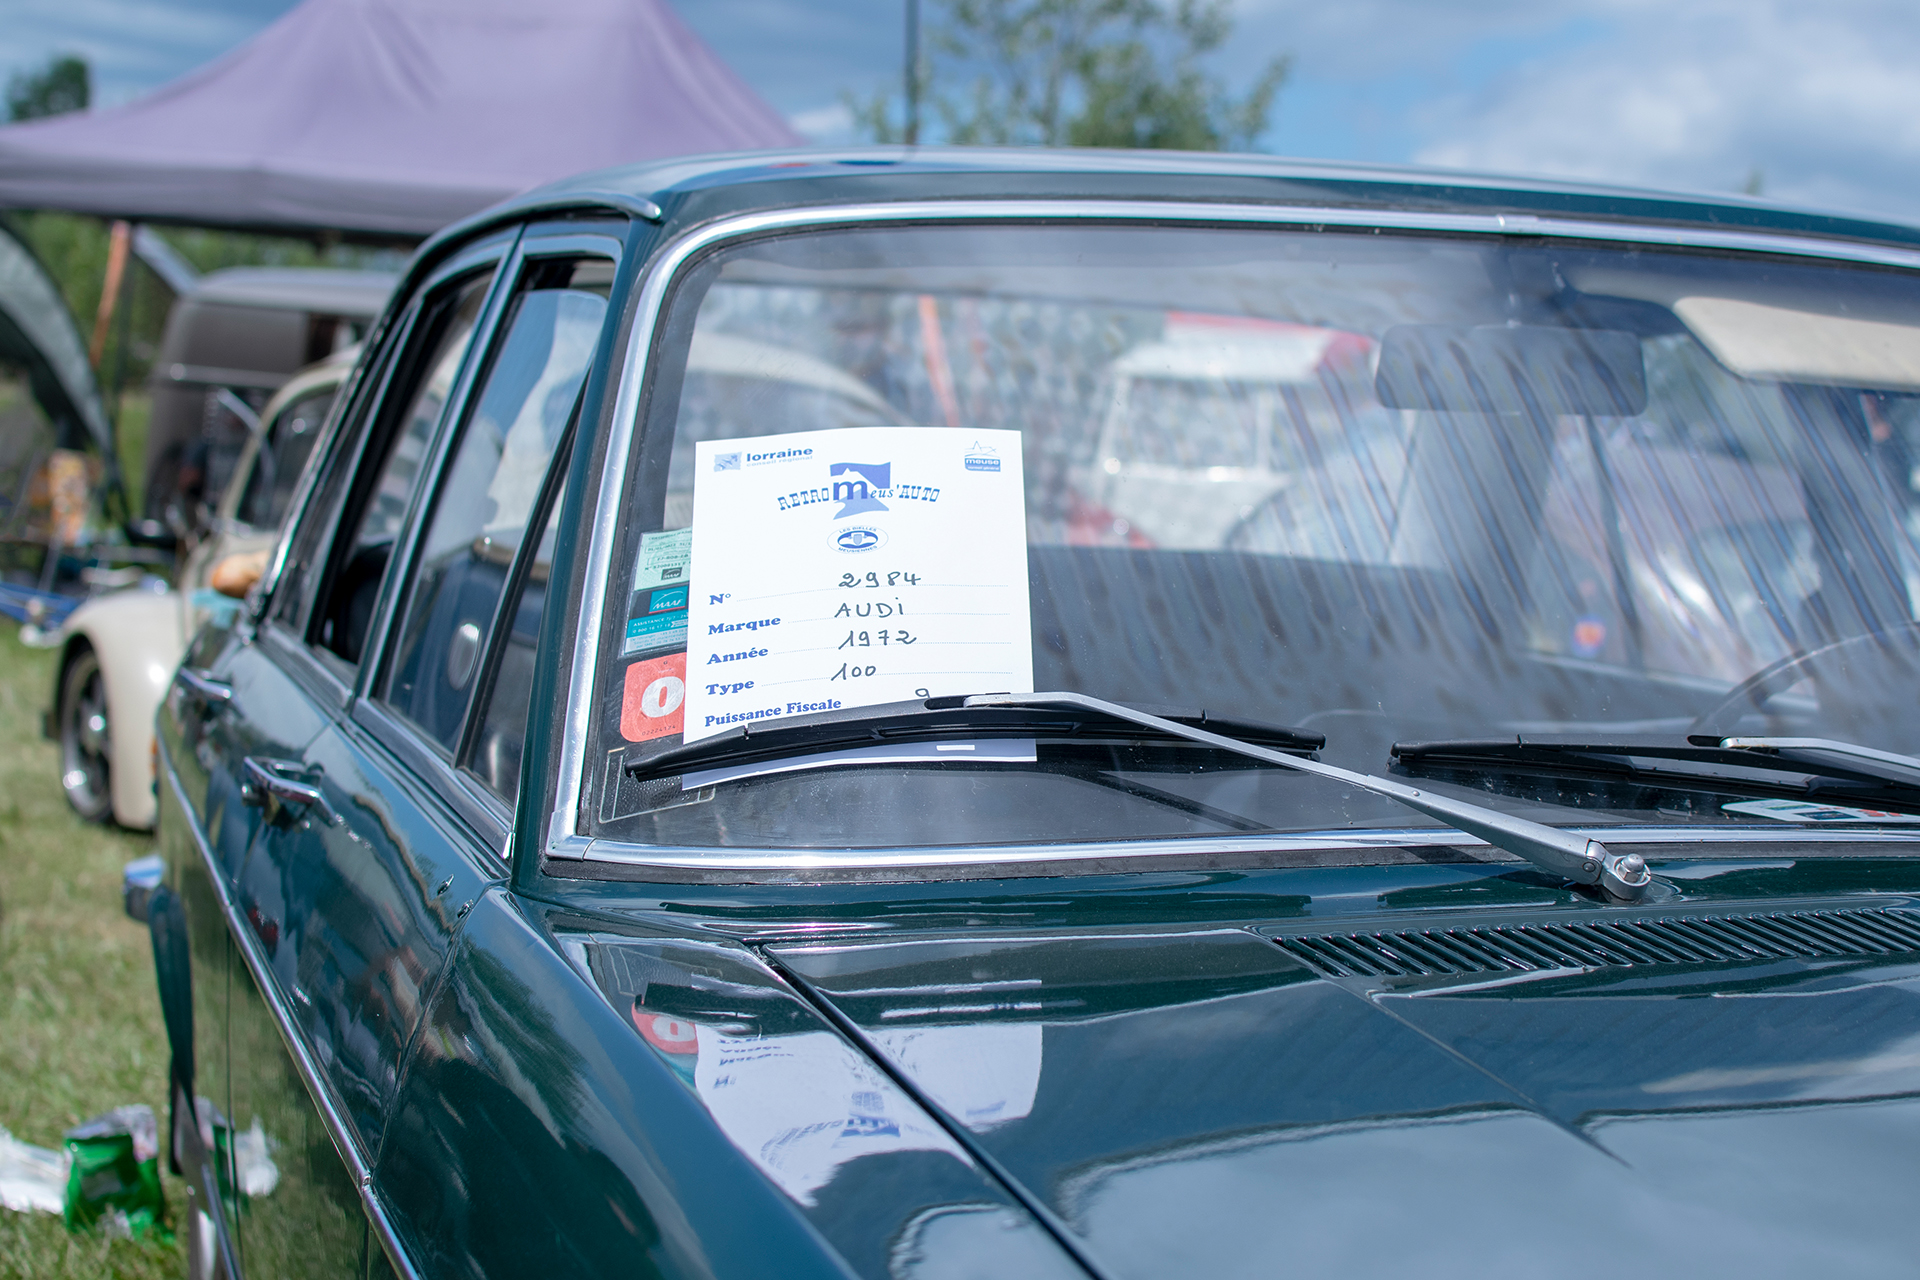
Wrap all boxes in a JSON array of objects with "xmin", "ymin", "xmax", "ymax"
[{"xmin": 1375, "ymin": 325, "xmax": 1647, "ymax": 416}]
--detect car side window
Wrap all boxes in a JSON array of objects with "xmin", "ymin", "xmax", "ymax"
[
  {"xmin": 466, "ymin": 493, "xmax": 567, "ymax": 802},
  {"xmin": 308, "ymin": 275, "xmax": 491, "ymax": 669},
  {"xmin": 236, "ymin": 385, "xmax": 336, "ymax": 531},
  {"xmin": 377, "ymin": 257, "xmax": 610, "ymax": 756}
]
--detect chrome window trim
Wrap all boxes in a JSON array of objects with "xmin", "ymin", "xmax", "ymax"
[
  {"xmin": 550, "ymin": 197, "xmax": 1920, "ymax": 871},
  {"xmin": 354, "ymin": 232, "xmax": 527, "ymax": 700},
  {"xmin": 156, "ymin": 737, "xmax": 423, "ymax": 1280},
  {"xmin": 558, "ymin": 823, "xmax": 1920, "ymax": 872},
  {"xmin": 259, "ymin": 229, "xmax": 517, "ymax": 618},
  {"xmin": 368, "ymin": 233, "xmax": 623, "ymax": 792}
]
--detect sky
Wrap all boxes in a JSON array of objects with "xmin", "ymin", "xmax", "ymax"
[{"xmin": 7, "ymin": 0, "xmax": 1920, "ymax": 223}]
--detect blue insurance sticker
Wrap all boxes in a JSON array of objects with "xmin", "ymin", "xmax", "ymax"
[
  {"xmin": 649, "ymin": 586, "xmax": 689, "ymax": 613},
  {"xmin": 623, "ymin": 611, "xmax": 688, "ymax": 656}
]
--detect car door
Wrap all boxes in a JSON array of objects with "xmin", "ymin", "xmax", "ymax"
[
  {"xmin": 199, "ymin": 230, "xmax": 512, "ymax": 1277},
  {"xmin": 228, "ymin": 225, "xmax": 622, "ymax": 1276},
  {"xmin": 158, "ymin": 516, "xmax": 346, "ymax": 1280}
]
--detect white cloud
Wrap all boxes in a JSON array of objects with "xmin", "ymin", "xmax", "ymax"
[
  {"xmin": 3, "ymin": 0, "xmax": 278, "ymax": 107},
  {"xmin": 788, "ymin": 101, "xmax": 855, "ymax": 143},
  {"xmin": 1231, "ymin": 0, "xmax": 1589, "ymax": 78},
  {"xmin": 1407, "ymin": 0, "xmax": 1920, "ymax": 221}
]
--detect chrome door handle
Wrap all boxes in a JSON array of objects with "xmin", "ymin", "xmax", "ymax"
[
  {"xmin": 174, "ymin": 667, "xmax": 234, "ymax": 705},
  {"xmin": 241, "ymin": 757, "xmax": 334, "ymax": 822}
]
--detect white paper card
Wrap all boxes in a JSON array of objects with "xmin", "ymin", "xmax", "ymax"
[{"xmin": 685, "ymin": 427, "xmax": 1032, "ymax": 742}]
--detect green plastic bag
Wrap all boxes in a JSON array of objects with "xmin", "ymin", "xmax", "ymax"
[{"xmin": 63, "ymin": 1104, "xmax": 169, "ymax": 1239}]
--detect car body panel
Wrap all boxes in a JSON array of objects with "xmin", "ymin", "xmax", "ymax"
[
  {"xmin": 374, "ymin": 892, "xmax": 1086, "ymax": 1279},
  {"xmin": 770, "ymin": 915, "xmax": 1920, "ymax": 1279},
  {"xmin": 233, "ymin": 713, "xmax": 500, "ymax": 1154}
]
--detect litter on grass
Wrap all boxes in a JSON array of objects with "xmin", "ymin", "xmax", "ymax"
[
  {"xmin": 0, "ymin": 1126, "xmax": 70, "ymax": 1214},
  {"xmin": 232, "ymin": 1117, "xmax": 281, "ymax": 1199},
  {"xmin": 64, "ymin": 1104, "xmax": 168, "ymax": 1238}
]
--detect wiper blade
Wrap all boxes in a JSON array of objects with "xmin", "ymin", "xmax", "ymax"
[
  {"xmin": 627, "ymin": 692, "xmax": 1652, "ymax": 901},
  {"xmin": 1393, "ymin": 735, "xmax": 1920, "ymax": 804},
  {"xmin": 968, "ymin": 693, "xmax": 1650, "ymax": 902},
  {"xmin": 1714, "ymin": 737, "xmax": 1920, "ymax": 789},
  {"xmin": 626, "ymin": 695, "xmax": 1324, "ymax": 783}
]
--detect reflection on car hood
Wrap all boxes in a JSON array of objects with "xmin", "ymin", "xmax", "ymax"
[{"xmin": 773, "ymin": 921, "xmax": 1920, "ymax": 1279}]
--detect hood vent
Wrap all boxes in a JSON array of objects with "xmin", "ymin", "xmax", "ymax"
[{"xmin": 1273, "ymin": 907, "xmax": 1920, "ymax": 979}]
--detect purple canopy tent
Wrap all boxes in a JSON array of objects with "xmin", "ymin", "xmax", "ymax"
[{"xmin": 0, "ymin": 0, "xmax": 802, "ymax": 238}]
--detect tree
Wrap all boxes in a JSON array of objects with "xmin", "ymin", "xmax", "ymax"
[
  {"xmin": 850, "ymin": 0, "xmax": 1287, "ymax": 151},
  {"xmin": 7, "ymin": 54, "xmax": 90, "ymax": 123}
]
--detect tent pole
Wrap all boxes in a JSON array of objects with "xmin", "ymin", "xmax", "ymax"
[
  {"xmin": 103, "ymin": 224, "xmax": 136, "ymax": 523},
  {"xmin": 904, "ymin": 0, "xmax": 920, "ymax": 146},
  {"xmin": 88, "ymin": 220, "xmax": 131, "ymax": 370}
]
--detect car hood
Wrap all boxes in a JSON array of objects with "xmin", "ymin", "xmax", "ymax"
[{"xmin": 771, "ymin": 916, "xmax": 1920, "ymax": 1280}]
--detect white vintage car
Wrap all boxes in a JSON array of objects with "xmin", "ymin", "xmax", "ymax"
[{"xmin": 44, "ymin": 351, "xmax": 353, "ymax": 826}]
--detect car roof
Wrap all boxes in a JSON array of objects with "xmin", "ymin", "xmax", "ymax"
[{"xmin": 429, "ymin": 145, "xmax": 1920, "ymax": 257}]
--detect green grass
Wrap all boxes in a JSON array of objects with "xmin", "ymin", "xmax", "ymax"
[
  {"xmin": 115, "ymin": 393, "xmax": 150, "ymax": 519},
  {"xmin": 0, "ymin": 625, "xmax": 183, "ymax": 1278}
]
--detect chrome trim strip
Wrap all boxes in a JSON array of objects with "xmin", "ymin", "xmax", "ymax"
[
  {"xmin": 158, "ymin": 742, "xmax": 422, "ymax": 1280},
  {"xmin": 563, "ymin": 821, "xmax": 1920, "ymax": 873},
  {"xmin": 551, "ymin": 196, "xmax": 1920, "ymax": 867}
]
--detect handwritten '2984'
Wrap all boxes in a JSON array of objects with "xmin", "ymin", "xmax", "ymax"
[{"xmin": 839, "ymin": 571, "xmax": 920, "ymax": 589}]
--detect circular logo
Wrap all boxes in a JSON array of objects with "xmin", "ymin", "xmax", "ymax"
[
  {"xmin": 835, "ymin": 526, "xmax": 886, "ymax": 552},
  {"xmin": 639, "ymin": 674, "xmax": 685, "ymax": 718}
]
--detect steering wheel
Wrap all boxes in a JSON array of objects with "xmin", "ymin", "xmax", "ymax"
[{"xmin": 1688, "ymin": 619, "xmax": 1920, "ymax": 739}]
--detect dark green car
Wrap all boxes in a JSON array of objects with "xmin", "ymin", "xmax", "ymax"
[{"xmin": 152, "ymin": 148, "xmax": 1920, "ymax": 1279}]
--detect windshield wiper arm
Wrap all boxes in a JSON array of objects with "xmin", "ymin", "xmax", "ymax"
[
  {"xmin": 626, "ymin": 695, "xmax": 1324, "ymax": 783},
  {"xmin": 968, "ymin": 693, "xmax": 1651, "ymax": 901}
]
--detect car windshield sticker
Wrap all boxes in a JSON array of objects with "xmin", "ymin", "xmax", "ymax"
[
  {"xmin": 1722, "ymin": 798, "xmax": 1920, "ymax": 824},
  {"xmin": 621, "ymin": 652, "xmax": 687, "ymax": 742},
  {"xmin": 682, "ymin": 427, "xmax": 1032, "ymax": 743},
  {"xmin": 624, "ymin": 528, "xmax": 693, "ymax": 657}
]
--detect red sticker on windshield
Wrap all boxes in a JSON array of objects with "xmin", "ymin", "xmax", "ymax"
[{"xmin": 621, "ymin": 653, "xmax": 686, "ymax": 742}]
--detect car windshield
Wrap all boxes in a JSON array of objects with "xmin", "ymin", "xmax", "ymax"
[{"xmin": 585, "ymin": 222, "xmax": 1920, "ymax": 852}]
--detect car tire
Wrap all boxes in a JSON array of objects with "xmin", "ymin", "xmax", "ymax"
[{"xmin": 57, "ymin": 647, "xmax": 115, "ymax": 824}]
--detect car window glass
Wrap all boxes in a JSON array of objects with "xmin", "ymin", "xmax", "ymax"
[
  {"xmin": 466, "ymin": 494, "xmax": 567, "ymax": 802},
  {"xmin": 587, "ymin": 224, "xmax": 1920, "ymax": 851},
  {"xmin": 379, "ymin": 258, "xmax": 608, "ymax": 753},
  {"xmin": 273, "ymin": 333, "xmax": 407, "ymax": 634},
  {"xmin": 311, "ymin": 275, "xmax": 490, "ymax": 668},
  {"xmin": 237, "ymin": 385, "xmax": 337, "ymax": 530}
]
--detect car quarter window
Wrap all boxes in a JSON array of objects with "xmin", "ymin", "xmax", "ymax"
[
  {"xmin": 465, "ymin": 493, "xmax": 568, "ymax": 802},
  {"xmin": 236, "ymin": 384, "xmax": 336, "ymax": 531},
  {"xmin": 377, "ymin": 256, "xmax": 611, "ymax": 762},
  {"xmin": 304, "ymin": 272, "xmax": 492, "ymax": 671}
]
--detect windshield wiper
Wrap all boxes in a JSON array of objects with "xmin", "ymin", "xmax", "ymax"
[
  {"xmin": 1392, "ymin": 735, "xmax": 1920, "ymax": 807},
  {"xmin": 627, "ymin": 696, "xmax": 1325, "ymax": 782},
  {"xmin": 632, "ymin": 691, "xmax": 1652, "ymax": 902},
  {"xmin": 1716, "ymin": 737, "xmax": 1920, "ymax": 789}
]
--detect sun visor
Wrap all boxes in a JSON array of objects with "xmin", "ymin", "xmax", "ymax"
[
  {"xmin": 1375, "ymin": 324, "xmax": 1647, "ymax": 415},
  {"xmin": 1571, "ymin": 267, "xmax": 1920, "ymax": 391}
]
